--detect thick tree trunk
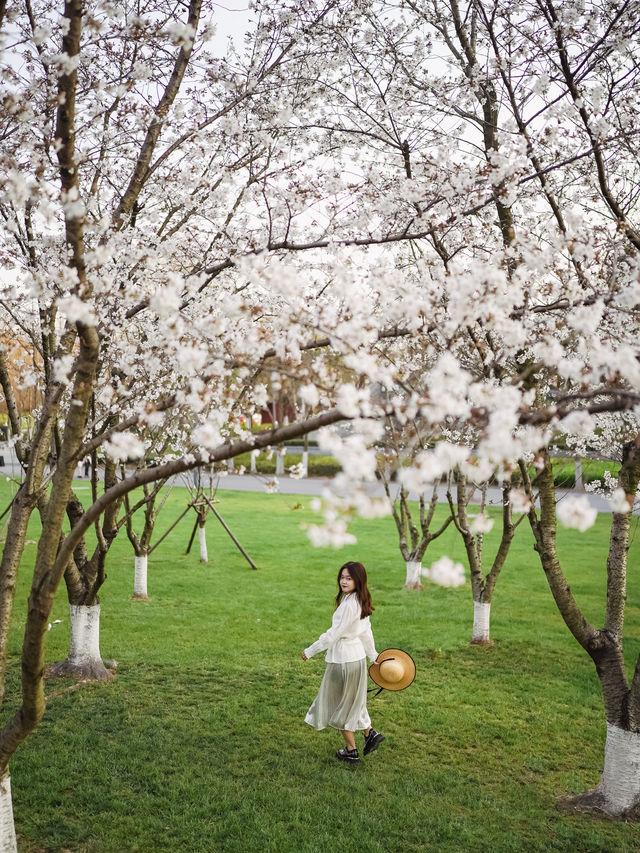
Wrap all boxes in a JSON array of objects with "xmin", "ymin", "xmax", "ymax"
[
  {"xmin": 404, "ymin": 560, "xmax": 423, "ymax": 590},
  {"xmin": 0, "ymin": 492, "xmax": 35, "ymax": 709},
  {"xmin": 47, "ymin": 604, "xmax": 114, "ymax": 681},
  {"xmin": 133, "ymin": 554, "xmax": 149, "ymax": 600},
  {"xmin": 522, "ymin": 442, "xmax": 640, "ymax": 818},
  {"xmin": 0, "ymin": 773, "xmax": 17, "ymax": 853},
  {"xmin": 199, "ymin": 525, "xmax": 208, "ymax": 563},
  {"xmin": 562, "ymin": 723, "xmax": 640, "ymax": 819},
  {"xmin": 598, "ymin": 724, "xmax": 640, "ymax": 815},
  {"xmin": 471, "ymin": 600, "xmax": 492, "ymax": 645}
]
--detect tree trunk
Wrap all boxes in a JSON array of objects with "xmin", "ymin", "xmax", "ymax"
[
  {"xmin": 562, "ymin": 723, "xmax": 640, "ymax": 819},
  {"xmin": 0, "ymin": 772, "xmax": 17, "ymax": 853},
  {"xmin": 0, "ymin": 490, "xmax": 36, "ymax": 709},
  {"xmin": 404, "ymin": 560, "xmax": 423, "ymax": 590},
  {"xmin": 522, "ymin": 443, "xmax": 640, "ymax": 817},
  {"xmin": 199, "ymin": 525, "xmax": 208, "ymax": 563},
  {"xmin": 46, "ymin": 604, "xmax": 114, "ymax": 681},
  {"xmin": 471, "ymin": 600, "xmax": 492, "ymax": 645},
  {"xmin": 276, "ymin": 447, "xmax": 286, "ymax": 476},
  {"xmin": 133, "ymin": 553, "xmax": 149, "ymax": 600},
  {"xmin": 302, "ymin": 450, "xmax": 309, "ymax": 477}
]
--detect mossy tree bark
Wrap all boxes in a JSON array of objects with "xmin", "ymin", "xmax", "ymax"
[{"xmin": 521, "ymin": 441, "xmax": 640, "ymax": 817}]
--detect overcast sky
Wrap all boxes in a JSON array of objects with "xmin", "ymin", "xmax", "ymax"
[{"xmin": 210, "ymin": 2, "xmax": 253, "ymax": 56}]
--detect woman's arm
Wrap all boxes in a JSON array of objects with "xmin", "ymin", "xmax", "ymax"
[
  {"xmin": 302, "ymin": 595, "xmax": 359, "ymax": 659},
  {"xmin": 361, "ymin": 619, "xmax": 379, "ymax": 662}
]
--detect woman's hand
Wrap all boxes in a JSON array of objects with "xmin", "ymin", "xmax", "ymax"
[{"xmin": 301, "ymin": 651, "xmax": 308, "ymax": 661}]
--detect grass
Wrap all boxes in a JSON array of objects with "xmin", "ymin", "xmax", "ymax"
[
  {"xmin": 3, "ymin": 480, "xmax": 640, "ymax": 852},
  {"xmin": 548, "ymin": 458, "xmax": 621, "ymax": 490}
]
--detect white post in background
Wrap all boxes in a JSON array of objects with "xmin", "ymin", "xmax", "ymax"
[
  {"xmin": 404, "ymin": 560, "xmax": 423, "ymax": 590},
  {"xmin": 227, "ymin": 457, "xmax": 234, "ymax": 473},
  {"xmin": 302, "ymin": 450, "xmax": 309, "ymax": 477},
  {"xmin": 250, "ymin": 450, "xmax": 258, "ymax": 473},
  {"xmin": 0, "ymin": 774, "xmax": 18, "ymax": 853},
  {"xmin": 574, "ymin": 458, "xmax": 584, "ymax": 492},
  {"xmin": 276, "ymin": 447, "xmax": 286, "ymax": 476},
  {"xmin": 471, "ymin": 600, "xmax": 492, "ymax": 644},
  {"xmin": 199, "ymin": 525, "xmax": 208, "ymax": 563},
  {"xmin": 133, "ymin": 554, "xmax": 149, "ymax": 600}
]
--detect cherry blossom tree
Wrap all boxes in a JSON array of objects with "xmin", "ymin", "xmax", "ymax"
[
  {"xmin": 386, "ymin": 0, "xmax": 640, "ymax": 817},
  {"xmin": 287, "ymin": 0, "xmax": 640, "ymax": 817},
  {"xmin": 0, "ymin": 1, "xmax": 408, "ymax": 845},
  {"xmin": 0, "ymin": 0, "xmax": 639, "ymax": 845},
  {"xmin": 377, "ymin": 413, "xmax": 454, "ymax": 589},
  {"xmin": 383, "ymin": 469, "xmax": 453, "ymax": 589},
  {"xmin": 446, "ymin": 472, "xmax": 522, "ymax": 644}
]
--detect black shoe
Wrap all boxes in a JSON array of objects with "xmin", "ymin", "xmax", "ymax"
[
  {"xmin": 336, "ymin": 748, "xmax": 360, "ymax": 764},
  {"xmin": 363, "ymin": 729, "xmax": 385, "ymax": 756}
]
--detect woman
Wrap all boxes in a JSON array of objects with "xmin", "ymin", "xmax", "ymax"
[{"xmin": 302, "ymin": 561, "xmax": 384, "ymax": 764}]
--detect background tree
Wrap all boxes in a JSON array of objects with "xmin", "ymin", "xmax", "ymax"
[
  {"xmin": 377, "ymin": 411, "xmax": 454, "ymax": 589},
  {"xmin": 124, "ymin": 479, "xmax": 172, "ymax": 600},
  {"xmin": 446, "ymin": 470, "xmax": 525, "ymax": 644}
]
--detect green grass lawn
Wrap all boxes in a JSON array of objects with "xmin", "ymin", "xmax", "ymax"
[{"xmin": 3, "ymin": 480, "xmax": 640, "ymax": 852}]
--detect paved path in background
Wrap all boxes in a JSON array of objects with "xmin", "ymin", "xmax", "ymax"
[
  {"xmin": 0, "ymin": 446, "xmax": 626, "ymax": 514},
  {"xmin": 201, "ymin": 471, "xmax": 623, "ymax": 514}
]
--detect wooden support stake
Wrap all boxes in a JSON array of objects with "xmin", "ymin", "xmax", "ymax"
[
  {"xmin": 148, "ymin": 504, "xmax": 192, "ymax": 555},
  {"xmin": 202, "ymin": 494, "xmax": 258, "ymax": 570},
  {"xmin": 185, "ymin": 517, "xmax": 199, "ymax": 555}
]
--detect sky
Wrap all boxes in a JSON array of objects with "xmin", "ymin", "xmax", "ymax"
[{"xmin": 210, "ymin": 1, "xmax": 253, "ymax": 56}]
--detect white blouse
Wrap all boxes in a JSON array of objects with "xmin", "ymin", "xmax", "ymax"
[{"xmin": 304, "ymin": 593, "xmax": 378, "ymax": 664}]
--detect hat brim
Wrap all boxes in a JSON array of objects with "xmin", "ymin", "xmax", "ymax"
[{"xmin": 369, "ymin": 648, "xmax": 416, "ymax": 692}]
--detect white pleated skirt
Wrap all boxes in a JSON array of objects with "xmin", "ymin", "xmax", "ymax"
[{"xmin": 305, "ymin": 659, "xmax": 371, "ymax": 732}]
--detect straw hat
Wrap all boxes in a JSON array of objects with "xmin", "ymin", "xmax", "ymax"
[{"xmin": 369, "ymin": 648, "xmax": 416, "ymax": 692}]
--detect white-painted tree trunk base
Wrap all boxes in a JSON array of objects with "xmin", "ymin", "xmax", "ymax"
[
  {"xmin": 301, "ymin": 450, "xmax": 309, "ymax": 477},
  {"xmin": 133, "ymin": 554, "xmax": 149, "ymax": 600},
  {"xmin": 47, "ymin": 604, "xmax": 114, "ymax": 681},
  {"xmin": 276, "ymin": 448, "xmax": 286, "ymax": 476},
  {"xmin": 471, "ymin": 600, "xmax": 492, "ymax": 645},
  {"xmin": 250, "ymin": 450, "xmax": 258, "ymax": 473},
  {"xmin": 199, "ymin": 526, "xmax": 208, "ymax": 563},
  {"xmin": 560, "ymin": 723, "xmax": 640, "ymax": 819},
  {"xmin": 596, "ymin": 724, "xmax": 640, "ymax": 815},
  {"xmin": 404, "ymin": 560, "xmax": 423, "ymax": 590},
  {"xmin": 0, "ymin": 775, "xmax": 17, "ymax": 853}
]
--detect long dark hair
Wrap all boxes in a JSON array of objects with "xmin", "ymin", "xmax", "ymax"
[{"xmin": 335, "ymin": 561, "xmax": 374, "ymax": 619}]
